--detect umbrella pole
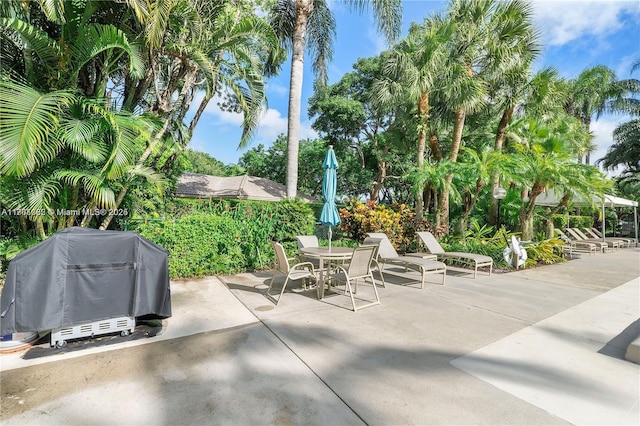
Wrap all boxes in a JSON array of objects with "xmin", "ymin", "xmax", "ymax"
[{"xmin": 328, "ymin": 226, "xmax": 332, "ymax": 251}]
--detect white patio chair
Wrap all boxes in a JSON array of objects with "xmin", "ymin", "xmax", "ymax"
[
  {"xmin": 329, "ymin": 245, "xmax": 380, "ymax": 311},
  {"xmin": 296, "ymin": 235, "xmax": 321, "ymax": 270},
  {"xmin": 266, "ymin": 241, "xmax": 316, "ymax": 306},
  {"xmin": 361, "ymin": 237, "xmax": 385, "ymax": 288}
]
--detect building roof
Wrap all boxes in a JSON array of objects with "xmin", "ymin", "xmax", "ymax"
[
  {"xmin": 535, "ymin": 188, "xmax": 638, "ymax": 208},
  {"xmin": 175, "ymin": 172, "xmax": 318, "ymax": 203}
]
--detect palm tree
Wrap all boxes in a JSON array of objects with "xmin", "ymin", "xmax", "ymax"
[
  {"xmin": 454, "ymin": 146, "xmax": 516, "ymax": 233},
  {"xmin": 0, "ymin": 2, "xmax": 149, "ymax": 236},
  {"xmin": 598, "ymin": 60, "xmax": 640, "ymax": 189},
  {"xmin": 568, "ymin": 65, "xmax": 627, "ymax": 164},
  {"xmin": 0, "ymin": 80, "xmax": 158, "ymax": 237},
  {"xmin": 434, "ymin": 0, "xmax": 539, "ymax": 232},
  {"xmin": 371, "ymin": 18, "xmax": 450, "ymax": 220},
  {"xmin": 507, "ymin": 118, "xmax": 609, "ymax": 240},
  {"xmin": 100, "ymin": 0, "xmax": 279, "ymax": 229},
  {"xmin": 268, "ymin": 0, "xmax": 402, "ymax": 198}
]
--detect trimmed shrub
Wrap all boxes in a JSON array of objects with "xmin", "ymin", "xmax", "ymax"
[
  {"xmin": 338, "ymin": 200, "xmax": 439, "ymax": 253},
  {"xmin": 136, "ymin": 198, "xmax": 316, "ymax": 278},
  {"xmin": 139, "ymin": 215, "xmax": 245, "ymax": 277}
]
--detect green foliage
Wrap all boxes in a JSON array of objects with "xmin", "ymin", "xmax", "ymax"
[
  {"xmin": 135, "ymin": 199, "xmax": 316, "ymax": 278},
  {"xmin": 182, "ymin": 149, "xmax": 232, "ymax": 176},
  {"xmin": 138, "ymin": 215, "xmax": 245, "ymax": 277},
  {"xmin": 441, "ymin": 224, "xmax": 509, "ymax": 266},
  {"xmin": 568, "ymin": 215, "xmax": 594, "ymax": 229},
  {"xmin": 338, "ymin": 200, "xmax": 439, "ymax": 253},
  {"xmin": 551, "ymin": 214, "xmax": 568, "ymax": 230},
  {"xmin": 441, "ymin": 225, "xmax": 567, "ymax": 269},
  {"xmin": 0, "ymin": 234, "xmax": 42, "ymax": 284},
  {"xmin": 524, "ymin": 238, "xmax": 567, "ymax": 266}
]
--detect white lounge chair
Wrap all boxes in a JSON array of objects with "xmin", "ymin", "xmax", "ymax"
[
  {"xmin": 566, "ymin": 228, "xmax": 615, "ymax": 252},
  {"xmin": 266, "ymin": 241, "xmax": 316, "ymax": 305},
  {"xmin": 415, "ymin": 231, "xmax": 493, "ymax": 278},
  {"xmin": 583, "ymin": 228, "xmax": 634, "ymax": 248},
  {"xmin": 554, "ymin": 229, "xmax": 597, "ymax": 255},
  {"xmin": 366, "ymin": 233, "xmax": 446, "ymax": 287}
]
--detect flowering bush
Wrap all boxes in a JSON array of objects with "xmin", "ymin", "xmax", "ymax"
[{"xmin": 339, "ymin": 200, "xmax": 441, "ymax": 253}]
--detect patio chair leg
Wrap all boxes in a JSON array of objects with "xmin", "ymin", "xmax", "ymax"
[
  {"xmin": 267, "ymin": 276, "xmax": 290, "ymax": 306},
  {"xmin": 276, "ymin": 277, "xmax": 291, "ymax": 305},
  {"xmin": 266, "ymin": 273, "xmax": 277, "ymax": 297},
  {"xmin": 373, "ymin": 260, "xmax": 385, "ymax": 287}
]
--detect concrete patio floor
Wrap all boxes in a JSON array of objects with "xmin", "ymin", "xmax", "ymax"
[{"xmin": 1, "ymin": 248, "xmax": 639, "ymax": 425}]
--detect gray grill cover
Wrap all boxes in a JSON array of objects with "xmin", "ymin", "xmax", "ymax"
[{"xmin": 1, "ymin": 227, "xmax": 171, "ymax": 334}]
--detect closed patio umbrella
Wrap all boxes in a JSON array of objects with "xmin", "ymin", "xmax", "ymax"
[{"xmin": 319, "ymin": 145, "xmax": 341, "ymax": 250}]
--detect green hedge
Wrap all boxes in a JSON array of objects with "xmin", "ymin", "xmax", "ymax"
[
  {"xmin": 136, "ymin": 199, "xmax": 316, "ymax": 278},
  {"xmin": 551, "ymin": 214, "xmax": 593, "ymax": 230}
]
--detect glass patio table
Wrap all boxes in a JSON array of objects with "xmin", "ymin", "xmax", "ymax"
[{"xmin": 299, "ymin": 247, "xmax": 354, "ymax": 299}]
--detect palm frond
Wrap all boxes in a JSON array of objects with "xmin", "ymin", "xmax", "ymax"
[
  {"xmin": 55, "ymin": 169, "xmax": 116, "ymax": 208},
  {"xmin": 71, "ymin": 24, "xmax": 145, "ymax": 84},
  {"xmin": 1, "ymin": 17, "xmax": 62, "ymax": 67},
  {"xmin": 0, "ymin": 79, "xmax": 74, "ymax": 176},
  {"xmin": 39, "ymin": 0, "xmax": 66, "ymax": 23},
  {"xmin": 307, "ymin": 0, "xmax": 336, "ymax": 86}
]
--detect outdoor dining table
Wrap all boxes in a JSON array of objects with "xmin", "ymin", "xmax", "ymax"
[{"xmin": 299, "ymin": 247, "xmax": 354, "ymax": 299}]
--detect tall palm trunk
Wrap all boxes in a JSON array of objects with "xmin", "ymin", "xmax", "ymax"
[
  {"xmin": 286, "ymin": 0, "xmax": 312, "ymax": 199},
  {"xmin": 438, "ymin": 107, "xmax": 466, "ymax": 232},
  {"xmin": 458, "ymin": 180, "xmax": 484, "ymax": 233},
  {"xmin": 416, "ymin": 93, "xmax": 429, "ymax": 220},
  {"xmin": 489, "ymin": 105, "xmax": 514, "ymax": 224},
  {"xmin": 518, "ymin": 182, "xmax": 544, "ymax": 240}
]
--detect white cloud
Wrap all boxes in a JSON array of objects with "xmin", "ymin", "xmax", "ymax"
[
  {"xmin": 266, "ymin": 82, "xmax": 289, "ymax": 97},
  {"xmin": 254, "ymin": 107, "xmax": 288, "ymax": 140},
  {"xmin": 615, "ymin": 53, "xmax": 639, "ymax": 78},
  {"xmin": 532, "ymin": 0, "xmax": 639, "ymax": 47},
  {"xmin": 192, "ymin": 91, "xmax": 317, "ymax": 144},
  {"xmin": 366, "ymin": 26, "xmax": 388, "ymax": 55},
  {"xmin": 590, "ymin": 115, "xmax": 628, "ymax": 174}
]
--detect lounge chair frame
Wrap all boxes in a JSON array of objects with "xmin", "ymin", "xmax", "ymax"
[
  {"xmin": 366, "ymin": 233, "xmax": 446, "ymax": 287},
  {"xmin": 566, "ymin": 228, "xmax": 614, "ymax": 252},
  {"xmin": 583, "ymin": 228, "xmax": 635, "ymax": 248},
  {"xmin": 416, "ymin": 231, "xmax": 493, "ymax": 279},
  {"xmin": 554, "ymin": 229, "xmax": 597, "ymax": 255}
]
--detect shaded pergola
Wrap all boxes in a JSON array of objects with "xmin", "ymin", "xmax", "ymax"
[{"xmin": 535, "ymin": 189, "xmax": 638, "ymax": 243}]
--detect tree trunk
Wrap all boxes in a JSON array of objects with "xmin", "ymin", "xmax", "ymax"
[
  {"xmin": 438, "ymin": 107, "xmax": 466, "ymax": 232},
  {"xmin": 66, "ymin": 184, "xmax": 79, "ymax": 227},
  {"xmin": 489, "ymin": 105, "xmax": 514, "ymax": 225},
  {"xmin": 35, "ymin": 217, "xmax": 46, "ymax": 240},
  {"xmin": 428, "ymin": 134, "xmax": 442, "ymax": 161},
  {"xmin": 286, "ymin": 0, "xmax": 312, "ymax": 198},
  {"xmin": 518, "ymin": 183, "xmax": 544, "ymax": 240},
  {"xmin": 416, "ymin": 92, "xmax": 429, "ymax": 221},
  {"xmin": 458, "ymin": 180, "xmax": 484, "ymax": 234},
  {"xmin": 370, "ymin": 148, "xmax": 388, "ymax": 202}
]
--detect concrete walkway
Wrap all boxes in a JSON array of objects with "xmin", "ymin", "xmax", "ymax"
[{"xmin": 1, "ymin": 249, "xmax": 639, "ymax": 425}]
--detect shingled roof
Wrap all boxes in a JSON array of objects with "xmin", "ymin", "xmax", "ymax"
[{"xmin": 175, "ymin": 172, "xmax": 318, "ymax": 203}]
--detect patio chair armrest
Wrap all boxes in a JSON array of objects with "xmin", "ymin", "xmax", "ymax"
[{"xmin": 292, "ymin": 261, "xmax": 315, "ymax": 274}]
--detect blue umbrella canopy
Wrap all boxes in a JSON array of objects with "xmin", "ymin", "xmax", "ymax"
[{"xmin": 319, "ymin": 146, "xmax": 340, "ymax": 248}]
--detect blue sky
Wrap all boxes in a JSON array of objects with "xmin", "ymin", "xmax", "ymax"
[{"xmin": 189, "ymin": 0, "xmax": 640, "ymax": 170}]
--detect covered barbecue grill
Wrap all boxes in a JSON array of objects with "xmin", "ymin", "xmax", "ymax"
[{"xmin": 0, "ymin": 227, "xmax": 171, "ymax": 336}]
